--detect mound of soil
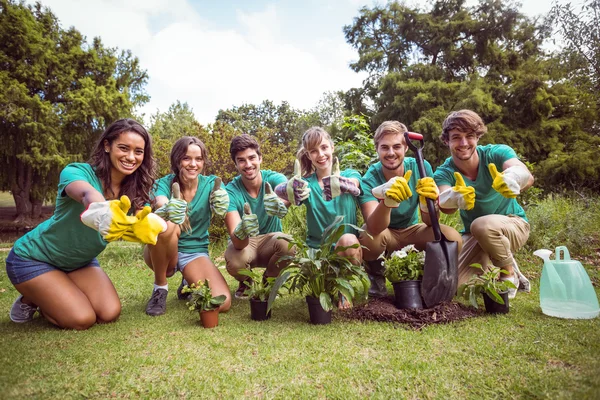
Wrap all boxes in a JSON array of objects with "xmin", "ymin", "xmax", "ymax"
[{"xmin": 341, "ymin": 296, "xmax": 481, "ymax": 329}]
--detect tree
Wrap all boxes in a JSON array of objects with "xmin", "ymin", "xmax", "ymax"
[{"xmin": 0, "ymin": 0, "xmax": 149, "ymax": 221}]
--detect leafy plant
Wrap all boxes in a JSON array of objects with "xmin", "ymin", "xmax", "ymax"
[
  {"xmin": 458, "ymin": 264, "xmax": 517, "ymax": 308},
  {"xmin": 238, "ymin": 268, "xmax": 278, "ymax": 302},
  {"xmin": 269, "ymin": 215, "xmax": 370, "ymax": 312},
  {"xmin": 382, "ymin": 245, "xmax": 425, "ymax": 283},
  {"xmin": 182, "ymin": 279, "xmax": 226, "ymax": 312}
]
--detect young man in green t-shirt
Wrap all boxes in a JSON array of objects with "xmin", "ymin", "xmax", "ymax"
[
  {"xmin": 433, "ymin": 109, "xmax": 533, "ymax": 299},
  {"xmin": 224, "ymin": 134, "xmax": 295, "ymax": 298},
  {"xmin": 359, "ymin": 121, "xmax": 462, "ymax": 298}
]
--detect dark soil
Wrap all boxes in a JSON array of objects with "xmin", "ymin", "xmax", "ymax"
[{"xmin": 341, "ymin": 296, "xmax": 481, "ymax": 330}]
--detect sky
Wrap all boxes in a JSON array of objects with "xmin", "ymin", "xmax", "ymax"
[{"xmin": 26, "ymin": 0, "xmax": 563, "ymax": 126}]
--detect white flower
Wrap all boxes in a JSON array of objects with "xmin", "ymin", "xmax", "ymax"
[
  {"xmin": 400, "ymin": 244, "xmax": 417, "ymax": 253},
  {"xmin": 390, "ymin": 250, "xmax": 408, "ymax": 259}
]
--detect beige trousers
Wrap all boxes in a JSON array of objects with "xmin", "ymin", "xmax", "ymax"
[
  {"xmin": 359, "ymin": 223, "xmax": 463, "ymax": 261},
  {"xmin": 458, "ymin": 215, "xmax": 530, "ymax": 286},
  {"xmin": 224, "ymin": 232, "xmax": 293, "ymax": 281}
]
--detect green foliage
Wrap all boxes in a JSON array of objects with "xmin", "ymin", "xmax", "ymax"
[
  {"xmin": 525, "ymin": 193, "xmax": 600, "ymax": 257},
  {"xmin": 238, "ymin": 268, "xmax": 278, "ymax": 302},
  {"xmin": 269, "ymin": 216, "xmax": 370, "ymax": 312},
  {"xmin": 382, "ymin": 245, "xmax": 425, "ymax": 283},
  {"xmin": 334, "ymin": 115, "xmax": 378, "ymax": 174},
  {"xmin": 281, "ymin": 204, "xmax": 307, "ymax": 243},
  {"xmin": 458, "ymin": 264, "xmax": 516, "ymax": 307},
  {"xmin": 181, "ymin": 279, "xmax": 226, "ymax": 311}
]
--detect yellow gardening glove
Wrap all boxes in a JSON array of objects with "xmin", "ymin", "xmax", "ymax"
[
  {"xmin": 372, "ymin": 170, "xmax": 413, "ymax": 207},
  {"xmin": 121, "ymin": 206, "xmax": 168, "ymax": 245},
  {"xmin": 416, "ymin": 177, "xmax": 439, "ymax": 212},
  {"xmin": 439, "ymin": 172, "xmax": 475, "ymax": 210},
  {"xmin": 81, "ymin": 195, "xmax": 139, "ymax": 242},
  {"xmin": 488, "ymin": 163, "xmax": 530, "ymax": 198}
]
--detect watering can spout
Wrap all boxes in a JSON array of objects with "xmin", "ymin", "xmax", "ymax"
[{"xmin": 533, "ymin": 249, "xmax": 552, "ymax": 261}]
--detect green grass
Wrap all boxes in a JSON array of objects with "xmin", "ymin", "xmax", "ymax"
[
  {"xmin": 0, "ymin": 191, "xmax": 14, "ymax": 207},
  {"xmin": 0, "ymin": 242, "xmax": 599, "ymax": 398}
]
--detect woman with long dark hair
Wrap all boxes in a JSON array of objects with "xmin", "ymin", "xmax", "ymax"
[{"xmin": 6, "ymin": 118, "xmax": 165, "ymax": 329}]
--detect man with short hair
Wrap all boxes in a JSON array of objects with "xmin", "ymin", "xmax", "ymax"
[
  {"xmin": 433, "ymin": 109, "xmax": 533, "ymax": 299},
  {"xmin": 224, "ymin": 134, "xmax": 294, "ymax": 299},
  {"xmin": 359, "ymin": 121, "xmax": 462, "ymax": 298}
]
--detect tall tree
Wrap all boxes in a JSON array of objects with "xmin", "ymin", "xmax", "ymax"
[{"xmin": 0, "ymin": 0, "xmax": 148, "ymax": 221}]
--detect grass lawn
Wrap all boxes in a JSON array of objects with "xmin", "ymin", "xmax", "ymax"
[
  {"xmin": 0, "ymin": 242, "xmax": 599, "ymax": 399},
  {"xmin": 0, "ymin": 192, "xmax": 14, "ymax": 207}
]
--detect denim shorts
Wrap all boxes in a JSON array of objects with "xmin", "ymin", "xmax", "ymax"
[
  {"xmin": 5, "ymin": 249, "xmax": 100, "ymax": 285},
  {"xmin": 177, "ymin": 252, "xmax": 209, "ymax": 272}
]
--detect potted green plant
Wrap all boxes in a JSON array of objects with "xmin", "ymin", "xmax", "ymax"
[
  {"xmin": 458, "ymin": 263, "xmax": 517, "ymax": 314},
  {"xmin": 238, "ymin": 268, "xmax": 278, "ymax": 321},
  {"xmin": 269, "ymin": 216, "xmax": 370, "ymax": 325},
  {"xmin": 181, "ymin": 279, "xmax": 227, "ymax": 328},
  {"xmin": 382, "ymin": 245, "xmax": 425, "ymax": 309}
]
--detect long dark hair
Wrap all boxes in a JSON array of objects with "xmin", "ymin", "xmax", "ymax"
[
  {"xmin": 89, "ymin": 118, "xmax": 156, "ymax": 211},
  {"xmin": 170, "ymin": 136, "xmax": 209, "ymax": 201}
]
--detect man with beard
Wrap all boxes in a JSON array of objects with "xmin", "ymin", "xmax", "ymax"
[
  {"xmin": 224, "ymin": 134, "xmax": 296, "ymax": 298},
  {"xmin": 358, "ymin": 121, "xmax": 462, "ymax": 298},
  {"xmin": 433, "ymin": 110, "xmax": 533, "ymax": 299}
]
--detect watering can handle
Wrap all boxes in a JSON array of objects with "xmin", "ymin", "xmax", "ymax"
[
  {"xmin": 555, "ymin": 246, "xmax": 571, "ymax": 261},
  {"xmin": 403, "ymin": 131, "xmax": 441, "ymax": 241}
]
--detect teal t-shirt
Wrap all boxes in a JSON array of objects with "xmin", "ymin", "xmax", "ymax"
[
  {"xmin": 155, "ymin": 174, "xmax": 223, "ymax": 254},
  {"xmin": 14, "ymin": 163, "xmax": 107, "ymax": 270},
  {"xmin": 433, "ymin": 144, "xmax": 527, "ymax": 234},
  {"xmin": 225, "ymin": 170, "xmax": 287, "ymax": 234},
  {"xmin": 304, "ymin": 169, "xmax": 361, "ymax": 249},
  {"xmin": 359, "ymin": 158, "xmax": 432, "ymax": 229}
]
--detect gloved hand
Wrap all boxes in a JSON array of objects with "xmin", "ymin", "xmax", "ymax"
[
  {"xmin": 322, "ymin": 157, "xmax": 360, "ymax": 201},
  {"xmin": 233, "ymin": 203, "xmax": 260, "ymax": 240},
  {"xmin": 263, "ymin": 182, "xmax": 288, "ymax": 219},
  {"xmin": 209, "ymin": 177, "xmax": 229, "ymax": 217},
  {"xmin": 121, "ymin": 206, "xmax": 167, "ymax": 245},
  {"xmin": 439, "ymin": 172, "xmax": 475, "ymax": 210},
  {"xmin": 154, "ymin": 182, "xmax": 188, "ymax": 225},
  {"xmin": 488, "ymin": 163, "xmax": 530, "ymax": 198},
  {"xmin": 416, "ymin": 177, "xmax": 439, "ymax": 212},
  {"xmin": 371, "ymin": 170, "xmax": 413, "ymax": 207},
  {"xmin": 81, "ymin": 195, "xmax": 139, "ymax": 242},
  {"xmin": 274, "ymin": 159, "xmax": 310, "ymax": 206}
]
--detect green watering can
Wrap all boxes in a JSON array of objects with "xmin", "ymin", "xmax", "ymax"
[{"xmin": 534, "ymin": 246, "xmax": 599, "ymax": 319}]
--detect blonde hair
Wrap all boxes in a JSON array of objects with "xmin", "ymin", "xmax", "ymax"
[
  {"xmin": 297, "ymin": 127, "xmax": 334, "ymax": 177},
  {"xmin": 373, "ymin": 121, "xmax": 408, "ymax": 149}
]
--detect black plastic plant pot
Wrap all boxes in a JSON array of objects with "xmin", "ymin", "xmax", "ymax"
[
  {"xmin": 249, "ymin": 299, "xmax": 272, "ymax": 321},
  {"xmin": 305, "ymin": 296, "xmax": 332, "ymax": 325},
  {"xmin": 483, "ymin": 291, "xmax": 510, "ymax": 314},
  {"xmin": 392, "ymin": 280, "xmax": 424, "ymax": 309}
]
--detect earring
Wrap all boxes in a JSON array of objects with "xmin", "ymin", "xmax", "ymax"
[{"xmin": 105, "ymin": 149, "xmax": 109, "ymax": 153}]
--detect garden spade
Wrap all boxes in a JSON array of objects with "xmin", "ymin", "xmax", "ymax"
[{"xmin": 404, "ymin": 132, "xmax": 459, "ymax": 307}]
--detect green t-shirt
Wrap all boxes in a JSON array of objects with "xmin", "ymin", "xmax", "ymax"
[
  {"xmin": 14, "ymin": 163, "xmax": 107, "ymax": 270},
  {"xmin": 304, "ymin": 169, "xmax": 361, "ymax": 249},
  {"xmin": 359, "ymin": 158, "xmax": 432, "ymax": 229},
  {"xmin": 433, "ymin": 144, "xmax": 527, "ymax": 234},
  {"xmin": 225, "ymin": 170, "xmax": 287, "ymax": 234},
  {"xmin": 155, "ymin": 174, "xmax": 223, "ymax": 254}
]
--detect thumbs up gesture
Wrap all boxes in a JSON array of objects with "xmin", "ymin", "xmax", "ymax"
[
  {"xmin": 488, "ymin": 163, "xmax": 530, "ymax": 198},
  {"xmin": 209, "ymin": 177, "xmax": 229, "ymax": 217},
  {"xmin": 322, "ymin": 157, "xmax": 360, "ymax": 201},
  {"xmin": 274, "ymin": 159, "xmax": 310, "ymax": 206},
  {"xmin": 81, "ymin": 195, "xmax": 139, "ymax": 242},
  {"xmin": 233, "ymin": 202, "xmax": 260, "ymax": 240},
  {"xmin": 154, "ymin": 182, "xmax": 188, "ymax": 225},
  {"xmin": 372, "ymin": 170, "xmax": 413, "ymax": 207},
  {"xmin": 121, "ymin": 206, "xmax": 168, "ymax": 245},
  {"xmin": 439, "ymin": 172, "xmax": 475, "ymax": 210},
  {"xmin": 263, "ymin": 182, "xmax": 288, "ymax": 219}
]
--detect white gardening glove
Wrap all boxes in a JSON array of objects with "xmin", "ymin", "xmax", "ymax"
[
  {"xmin": 371, "ymin": 170, "xmax": 413, "ymax": 208},
  {"xmin": 274, "ymin": 159, "xmax": 310, "ymax": 206},
  {"xmin": 263, "ymin": 182, "xmax": 288, "ymax": 219},
  {"xmin": 488, "ymin": 163, "xmax": 530, "ymax": 198},
  {"xmin": 439, "ymin": 172, "xmax": 475, "ymax": 210},
  {"xmin": 81, "ymin": 195, "xmax": 138, "ymax": 242},
  {"xmin": 322, "ymin": 157, "xmax": 360, "ymax": 200}
]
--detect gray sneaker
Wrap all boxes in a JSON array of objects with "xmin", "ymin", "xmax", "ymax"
[
  {"xmin": 145, "ymin": 289, "xmax": 168, "ymax": 316},
  {"xmin": 10, "ymin": 295, "xmax": 38, "ymax": 323},
  {"xmin": 511, "ymin": 258, "xmax": 531, "ymax": 293}
]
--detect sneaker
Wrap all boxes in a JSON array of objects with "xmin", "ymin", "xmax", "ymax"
[
  {"xmin": 145, "ymin": 289, "xmax": 168, "ymax": 316},
  {"xmin": 511, "ymin": 258, "xmax": 531, "ymax": 293},
  {"xmin": 10, "ymin": 295, "xmax": 38, "ymax": 323},
  {"xmin": 502, "ymin": 273, "xmax": 520, "ymax": 300},
  {"xmin": 234, "ymin": 279, "xmax": 251, "ymax": 299},
  {"xmin": 177, "ymin": 278, "xmax": 191, "ymax": 301}
]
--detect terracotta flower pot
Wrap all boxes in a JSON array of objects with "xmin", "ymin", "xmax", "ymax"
[{"xmin": 199, "ymin": 309, "xmax": 219, "ymax": 328}]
